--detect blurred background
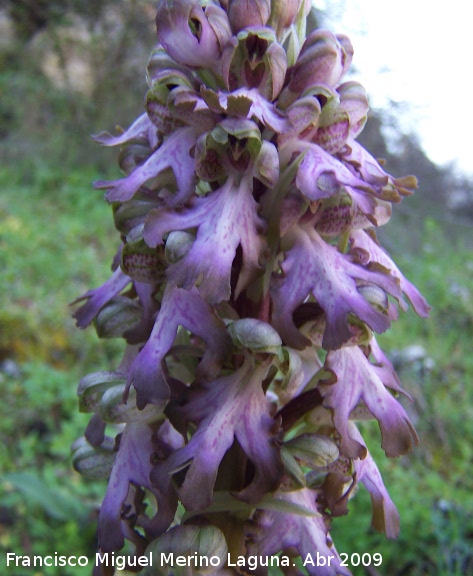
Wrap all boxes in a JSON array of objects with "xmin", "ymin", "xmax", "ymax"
[{"xmin": 0, "ymin": 1, "xmax": 472, "ymax": 574}]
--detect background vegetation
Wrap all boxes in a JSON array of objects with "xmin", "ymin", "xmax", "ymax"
[{"xmin": 1, "ymin": 1, "xmax": 472, "ymax": 574}]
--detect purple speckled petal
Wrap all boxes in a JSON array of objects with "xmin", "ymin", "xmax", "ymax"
[
  {"xmin": 72, "ymin": 267, "xmax": 131, "ymax": 329},
  {"xmin": 152, "ymin": 358, "xmax": 283, "ymax": 510},
  {"xmin": 98, "ymin": 422, "xmax": 176, "ymax": 552},
  {"xmin": 129, "ymin": 285, "xmax": 227, "ymax": 409},
  {"xmin": 93, "ymin": 113, "xmax": 153, "ymax": 147},
  {"xmin": 245, "ymin": 488, "xmax": 351, "ymax": 576},
  {"xmin": 340, "ymin": 139, "xmax": 390, "ymax": 188},
  {"xmin": 348, "ymin": 424, "xmax": 400, "ymax": 539},
  {"xmin": 369, "ymin": 336, "xmax": 411, "ymax": 399},
  {"xmin": 123, "ymin": 282, "xmax": 160, "ymax": 345},
  {"xmin": 319, "ymin": 346, "xmax": 419, "ymax": 458},
  {"xmin": 350, "ymin": 229, "xmax": 431, "ymax": 317},
  {"xmin": 313, "ymin": 110, "xmax": 350, "ymax": 155},
  {"xmin": 296, "ymin": 144, "xmax": 373, "ymax": 202},
  {"xmin": 95, "ymin": 127, "xmax": 197, "ymax": 205},
  {"xmin": 272, "ymin": 225, "xmax": 402, "ymax": 350},
  {"xmin": 144, "ymin": 174, "xmax": 266, "ymax": 303}
]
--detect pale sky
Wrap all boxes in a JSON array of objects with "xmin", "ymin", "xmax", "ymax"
[{"xmin": 314, "ymin": 0, "xmax": 472, "ymax": 177}]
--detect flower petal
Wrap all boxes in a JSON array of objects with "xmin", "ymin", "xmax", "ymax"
[
  {"xmin": 341, "ymin": 139, "xmax": 418, "ymax": 200},
  {"xmin": 202, "ymin": 86, "xmax": 291, "ymax": 133},
  {"xmin": 98, "ymin": 422, "xmax": 175, "ymax": 552},
  {"xmin": 322, "ymin": 423, "xmax": 400, "ymax": 538},
  {"xmin": 350, "ymin": 229, "xmax": 431, "ymax": 317},
  {"xmin": 245, "ymin": 488, "xmax": 351, "ymax": 576},
  {"xmin": 72, "ymin": 267, "xmax": 131, "ymax": 329},
  {"xmin": 295, "ymin": 144, "xmax": 373, "ymax": 202},
  {"xmin": 152, "ymin": 357, "xmax": 283, "ymax": 510},
  {"xmin": 319, "ymin": 346, "xmax": 419, "ymax": 458},
  {"xmin": 93, "ymin": 113, "xmax": 153, "ymax": 147},
  {"xmin": 156, "ymin": 0, "xmax": 231, "ymax": 71},
  {"xmin": 95, "ymin": 127, "xmax": 197, "ymax": 205},
  {"xmin": 272, "ymin": 226, "xmax": 402, "ymax": 350},
  {"xmin": 353, "ymin": 444, "xmax": 400, "ymax": 538},
  {"xmin": 144, "ymin": 174, "xmax": 267, "ymax": 303},
  {"xmin": 129, "ymin": 285, "xmax": 227, "ymax": 409}
]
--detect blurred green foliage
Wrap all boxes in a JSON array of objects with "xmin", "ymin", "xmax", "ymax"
[
  {"xmin": 0, "ymin": 167, "xmax": 120, "ymax": 574},
  {"xmin": 0, "ymin": 0, "xmax": 156, "ymax": 172}
]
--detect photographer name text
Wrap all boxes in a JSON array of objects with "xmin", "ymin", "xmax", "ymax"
[{"xmin": 5, "ymin": 550, "xmax": 382, "ymax": 570}]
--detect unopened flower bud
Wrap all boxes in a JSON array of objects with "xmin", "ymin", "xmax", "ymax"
[
  {"xmin": 99, "ymin": 384, "xmax": 165, "ymax": 424},
  {"xmin": 228, "ymin": 0, "xmax": 271, "ymax": 33},
  {"xmin": 113, "ymin": 192, "xmax": 161, "ymax": 236},
  {"xmin": 358, "ymin": 284, "xmax": 390, "ymax": 314},
  {"xmin": 156, "ymin": 0, "xmax": 231, "ymax": 73},
  {"xmin": 338, "ymin": 81, "xmax": 369, "ymax": 139},
  {"xmin": 72, "ymin": 436, "xmax": 116, "ymax": 480},
  {"xmin": 268, "ymin": 0, "xmax": 310, "ymax": 38},
  {"xmin": 121, "ymin": 226, "xmax": 167, "ymax": 284},
  {"xmin": 164, "ymin": 231, "xmax": 195, "ymax": 263},
  {"xmin": 94, "ymin": 297, "xmax": 143, "ymax": 339},
  {"xmin": 284, "ymin": 433, "xmax": 340, "ymax": 468},
  {"xmin": 77, "ymin": 371, "xmax": 126, "ymax": 413},
  {"xmin": 228, "ymin": 318, "xmax": 282, "ymax": 351},
  {"xmin": 281, "ymin": 30, "xmax": 354, "ymax": 107},
  {"xmin": 146, "ymin": 525, "xmax": 228, "ymax": 575}
]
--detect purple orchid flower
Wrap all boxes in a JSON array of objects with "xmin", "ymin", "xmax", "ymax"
[
  {"xmin": 73, "ymin": 0, "xmax": 429, "ymax": 572},
  {"xmin": 144, "ymin": 172, "xmax": 267, "ymax": 303},
  {"xmin": 152, "ymin": 356, "xmax": 283, "ymax": 510},
  {"xmin": 245, "ymin": 487, "xmax": 351, "ymax": 576},
  {"xmin": 128, "ymin": 284, "xmax": 228, "ymax": 408},
  {"xmin": 319, "ymin": 345, "xmax": 419, "ymax": 459},
  {"xmin": 271, "ymin": 223, "xmax": 404, "ymax": 350}
]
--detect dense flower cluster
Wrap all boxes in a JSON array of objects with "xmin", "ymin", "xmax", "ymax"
[{"xmin": 72, "ymin": 1, "xmax": 430, "ymax": 574}]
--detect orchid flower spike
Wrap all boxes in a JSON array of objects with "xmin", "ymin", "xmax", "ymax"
[{"xmin": 73, "ymin": 1, "xmax": 430, "ymax": 574}]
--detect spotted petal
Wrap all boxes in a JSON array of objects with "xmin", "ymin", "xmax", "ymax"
[
  {"xmin": 128, "ymin": 285, "xmax": 227, "ymax": 409},
  {"xmin": 144, "ymin": 174, "xmax": 267, "ymax": 303},
  {"xmin": 272, "ymin": 225, "xmax": 403, "ymax": 350},
  {"xmin": 95, "ymin": 127, "xmax": 197, "ymax": 205},
  {"xmin": 319, "ymin": 346, "xmax": 419, "ymax": 458},
  {"xmin": 245, "ymin": 488, "xmax": 351, "ymax": 576},
  {"xmin": 152, "ymin": 357, "xmax": 283, "ymax": 509}
]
